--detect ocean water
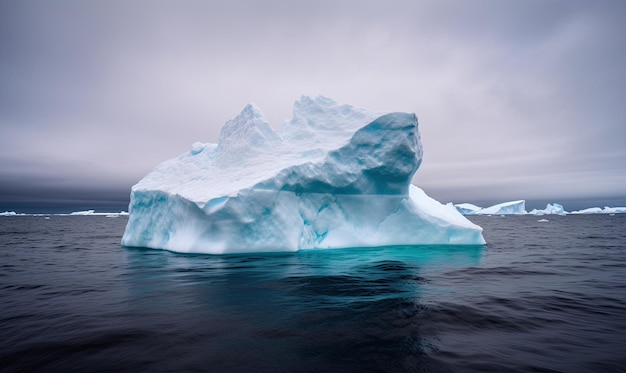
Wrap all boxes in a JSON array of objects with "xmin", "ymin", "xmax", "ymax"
[{"xmin": 1, "ymin": 215, "xmax": 625, "ymax": 372}]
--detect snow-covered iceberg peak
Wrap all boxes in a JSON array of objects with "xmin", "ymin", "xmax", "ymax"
[
  {"xmin": 122, "ymin": 96, "xmax": 485, "ymax": 254},
  {"xmin": 215, "ymin": 103, "xmax": 281, "ymax": 165}
]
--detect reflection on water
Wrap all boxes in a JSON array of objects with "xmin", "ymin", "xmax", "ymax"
[
  {"xmin": 117, "ymin": 245, "xmax": 484, "ymax": 371},
  {"xmin": 121, "ymin": 245, "xmax": 484, "ymax": 313},
  {"xmin": 124, "ymin": 244, "xmax": 484, "ymax": 275}
]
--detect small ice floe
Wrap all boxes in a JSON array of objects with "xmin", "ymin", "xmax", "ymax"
[{"xmin": 537, "ymin": 219, "xmax": 549, "ymax": 222}]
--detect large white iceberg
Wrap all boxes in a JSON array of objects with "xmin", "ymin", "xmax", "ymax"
[{"xmin": 121, "ymin": 96, "xmax": 485, "ymax": 254}]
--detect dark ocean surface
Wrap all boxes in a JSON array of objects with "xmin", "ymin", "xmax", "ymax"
[{"xmin": 1, "ymin": 215, "xmax": 625, "ymax": 372}]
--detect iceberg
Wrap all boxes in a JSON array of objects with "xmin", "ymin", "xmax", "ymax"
[
  {"xmin": 66, "ymin": 210, "xmax": 128, "ymax": 216},
  {"xmin": 603, "ymin": 207, "xmax": 626, "ymax": 214},
  {"xmin": 529, "ymin": 203, "xmax": 567, "ymax": 215},
  {"xmin": 454, "ymin": 201, "xmax": 528, "ymax": 215},
  {"xmin": 571, "ymin": 206, "xmax": 626, "ymax": 214},
  {"xmin": 121, "ymin": 96, "xmax": 485, "ymax": 254},
  {"xmin": 571, "ymin": 207, "xmax": 603, "ymax": 214},
  {"xmin": 69, "ymin": 210, "xmax": 95, "ymax": 215},
  {"xmin": 475, "ymin": 200, "xmax": 527, "ymax": 215}
]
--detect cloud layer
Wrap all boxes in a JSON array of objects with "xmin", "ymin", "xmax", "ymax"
[{"xmin": 1, "ymin": 0, "xmax": 625, "ymax": 210}]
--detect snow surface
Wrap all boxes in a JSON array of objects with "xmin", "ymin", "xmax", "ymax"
[{"xmin": 121, "ymin": 96, "xmax": 485, "ymax": 254}]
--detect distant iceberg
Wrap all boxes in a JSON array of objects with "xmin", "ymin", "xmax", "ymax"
[
  {"xmin": 122, "ymin": 96, "xmax": 485, "ymax": 254},
  {"xmin": 473, "ymin": 200, "xmax": 527, "ymax": 215},
  {"xmin": 603, "ymin": 207, "xmax": 626, "ymax": 214},
  {"xmin": 0, "ymin": 210, "xmax": 129, "ymax": 217},
  {"xmin": 69, "ymin": 210, "xmax": 95, "ymax": 215},
  {"xmin": 65, "ymin": 210, "xmax": 128, "ymax": 217},
  {"xmin": 571, "ymin": 206, "xmax": 626, "ymax": 214},
  {"xmin": 454, "ymin": 201, "xmax": 528, "ymax": 215},
  {"xmin": 455, "ymin": 201, "xmax": 626, "ymax": 215},
  {"xmin": 529, "ymin": 203, "xmax": 567, "ymax": 215}
]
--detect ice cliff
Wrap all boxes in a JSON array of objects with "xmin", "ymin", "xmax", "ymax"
[{"xmin": 121, "ymin": 96, "xmax": 485, "ymax": 254}]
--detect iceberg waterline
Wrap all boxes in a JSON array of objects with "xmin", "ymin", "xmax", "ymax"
[
  {"xmin": 121, "ymin": 96, "xmax": 485, "ymax": 254},
  {"xmin": 2, "ymin": 204, "xmax": 623, "ymax": 218}
]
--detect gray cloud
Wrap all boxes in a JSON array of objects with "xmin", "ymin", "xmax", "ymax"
[{"xmin": 1, "ymin": 0, "xmax": 625, "ymax": 210}]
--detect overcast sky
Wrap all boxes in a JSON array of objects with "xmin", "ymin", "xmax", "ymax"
[{"xmin": 1, "ymin": 0, "xmax": 625, "ymax": 211}]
